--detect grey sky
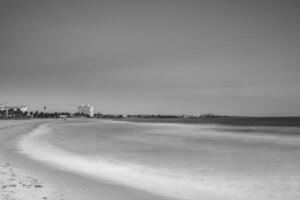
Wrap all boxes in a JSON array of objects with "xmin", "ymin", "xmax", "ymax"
[{"xmin": 1, "ymin": 0, "xmax": 299, "ymax": 115}]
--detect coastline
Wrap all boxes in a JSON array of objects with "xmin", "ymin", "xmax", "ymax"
[
  {"xmin": 0, "ymin": 119, "xmax": 172, "ymax": 200},
  {"xmin": 0, "ymin": 120, "xmax": 81, "ymax": 200},
  {"xmin": 2, "ymin": 118, "xmax": 300, "ymax": 200},
  {"xmin": 0, "ymin": 120, "xmax": 63, "ymax": 200}
]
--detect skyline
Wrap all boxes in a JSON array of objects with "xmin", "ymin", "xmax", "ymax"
[{"xmin": 1, "ymin": 0, "xmax": 300, "ymax": 116}]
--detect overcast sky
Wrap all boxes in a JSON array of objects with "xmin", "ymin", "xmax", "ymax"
[{"xmin": 1, "ymin": 0, "xmax": 299, "ymax": 116}]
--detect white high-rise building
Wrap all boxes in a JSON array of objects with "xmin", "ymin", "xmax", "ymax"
[{"xmin": 78, "ymin": 105, "xmax": 94, "ymax": 117}]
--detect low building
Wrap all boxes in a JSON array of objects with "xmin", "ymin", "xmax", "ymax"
[{"xmin": 78, "ymin": 105, "xmax": 94, "ymax": 117}]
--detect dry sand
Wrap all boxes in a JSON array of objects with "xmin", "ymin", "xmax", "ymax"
[
  {"xmin": 0, "ymin": 160, "xmax": 62, "ymax": 200},
  {"xmin": 0, "ymin": 120, "xmax": 79, "ymax": 200}
]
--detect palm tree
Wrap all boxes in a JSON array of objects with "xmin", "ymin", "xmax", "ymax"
[
  {"xmin": 15, "ymin": 108, "xmax": 22, "ymax": 118},
  {"xmin": 0, "ymin": 110, "xmax": 5, "ymax": 118},
  {"xmin": 33, "ymin": 111, "xmax": 39, "ymax": 118},
  {"xmin": 8, "ymin": 108, "xmax": 14, "ymax": 118}
]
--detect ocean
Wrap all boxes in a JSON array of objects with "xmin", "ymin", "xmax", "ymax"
[{"xmin": 18, "ymin": 119, "xmax": 300, "ymax": 200}]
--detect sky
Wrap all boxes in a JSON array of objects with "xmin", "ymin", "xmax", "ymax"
[{"xmin": 0, "ymin": 0, "xmax": 300, "ymax": 116}]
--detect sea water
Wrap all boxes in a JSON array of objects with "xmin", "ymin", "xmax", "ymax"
[{"xmin": 18, "ymin": 120, "xmax": 300, "ymax": 200}]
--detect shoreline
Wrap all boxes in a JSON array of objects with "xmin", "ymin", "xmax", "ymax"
[
  {"xmin": 0, "ymin": 120, "xmax": 82, "ymax": 200},
  {"xmin": 0, "ymin": 120, "xmax": 66, "ymax": 200},
  {"xmin": 2, "ymin": 118, "xmax": 300, "ymax": 200},
  {"xmin": 18, "ymin": 123, "xmax": 219, "ymax": 200},
  {"xmin": 0, "ymin": 119, "xmax": 172, "ymax": 200}
]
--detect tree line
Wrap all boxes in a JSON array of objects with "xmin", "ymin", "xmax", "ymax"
[{"xmin": 0, "ymin": 109, "xmax": 71, "ymax": 119}]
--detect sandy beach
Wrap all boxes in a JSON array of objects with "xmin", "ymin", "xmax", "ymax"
[
  {"xmin": 0, "ymin": 120, "xmax": 78, "ymax": 200},
  {"xmin": 0, "ymin": 120, "xmax": 172, "ymax": 200},
  {"xmin": 1, "ymin": 119, "xmax": 300, "ymax": 200}
]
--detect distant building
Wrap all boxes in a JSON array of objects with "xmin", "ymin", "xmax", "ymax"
[
  {"xmin": 78, "ymin": 105, "xmax": 94, "ymax": 117},
  {"xmin": 0, "ymin": 105, "xmax": 28, "ymax": 112}
]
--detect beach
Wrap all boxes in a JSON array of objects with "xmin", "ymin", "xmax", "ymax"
[
  {"xmin": 0, "ymin": 120, "xmax": 81, "ymax": 200},
  {"xmin": 1, "ymin": 119, "xmax": 300, "ymax": 200},
  {"xmin": 0, "ymin": 119, "xmax": 172, "ymax": 200}
]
